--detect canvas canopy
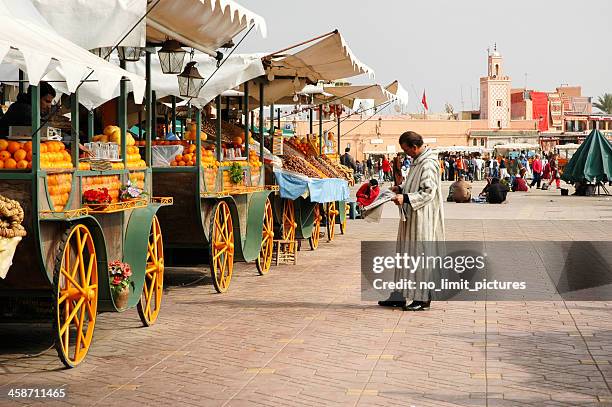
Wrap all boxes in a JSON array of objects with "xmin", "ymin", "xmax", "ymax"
[
  {"xmin": 265, "ymin": 31, "xmax": 374, "ymax": 84},
  {"xmin": 0, "ymin": 0, "xmax": 145, "ymax": 108},
  {"xmin": 32, "ymin": 0, "xmax": 266, "ymax": 57},
  {"xmin": 124, "ymin": 53, "xmax": 265, "ymax": 107},
  {"xmin": 493, "ymin": 143, "xmax": 540, "ymax": 151},
  {"xmin": 322, "ymin": 84, "xmax": 396, "ymax": 108},
  {"xmin": 561, "ymin": 130, "xmax": 612, "ymax": 183},
  {"xmin": 385, "ymin": 80, "xmax": 410, "ymax": 111}
]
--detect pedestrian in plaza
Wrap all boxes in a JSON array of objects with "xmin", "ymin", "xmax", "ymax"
[
  {"xmin": 530, "ymin": 154, "xmax": 543, "ymax": 189},
  {"xmin": 377, "ymin": 158, "xmax": 384, "ymax": 181},
  {"xmin": 340, "ymin": 147, "xmax": 356, "ymax": 172},
  {"xmin": 455, "ymin": 155, "xmax": 464, "ymax": 179},
  {"xmin": 443, "ymin": 158, "xmax": 450, "ymax": 180},
  {"xmin": 474, "ymin": 156, "xmax": 484, "ymax": 181},
  {"xmin": 382, "ymin": 156, "xmax": 392, "ymax": 182},
  {"xmin": 393, "ymin": 153, "xmax": 404, "ymax": 186},
  {"xmin": 548, "ymin": 154, "xmax": 561, "ymax": 189},
  {"xmin": 499, "ymin": 157, "xmax": 508, "ymax": 179},
  {"xmin": 447, "ymin": 156, "xmax": 455, "ymax": 181},
  {"xmin": 366, "ymin": 156, "xmax": 373, "ymax": 178},
  {"xmin": 449, "ymin": 175, "xmax": 472, "ymax": 203},
  {"xmin": 378, "ymin": 131, "xmax": 445, "ymax": 312},
  {"xmin": 512, "ymin": 168, "xmax": 529, "ymax": 192}
]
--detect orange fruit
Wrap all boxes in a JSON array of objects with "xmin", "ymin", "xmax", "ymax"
[
  {"xmin": 170, "ymin": 160, "xmax": 177, "ymax": 167},
  {"xmin": 178, "ymin": 161, "xmax": 186, "ymax": 166},
  {"xmin": 7, "ymin": 141, "xmax": 21, "ymax": 154},
  {"xmin": 26, "ymin": 151, "xmax": 32, "ymax": 161},
  {"xmin": 27, "ymin": 161, "xmax": 31, "ymax": 169},
  {"xmin": 13, "ymin": 149, "xmax": 26, "ymax": 161},
  {"xmin": 187, "ymin": 160, "xmax": 194, "ymax": 166},
  {"xmin": 0, "ymin": 140, "xmax": 7, "ymax": 151},
  {"xmin": 0, "ymin": 160, "xmax": 4, "ymax": 169},
  {"xmin": 0, "ymin": 151, "xmax": 10, "ymax": 160},
  {"xmin": 23, "ymin": 141, "xmax": 32, "ymax": 152},
  {"xmin": 188, "ymin": 144, "xmax": 196, "ymax": 153},
  {"xmin": 40, "ymin": 143, "xmax": 48, "ymax": 153},
  {"xmin": 4, "ymin": 158, "xmax": 17, "ymax": 169},
  {"xmin": 175, "ymin": 154, "xmax": 183, "ymax": 162},
  {"xmin": 16, "ymin": 160, "xmax": 28, "ymax": 169}
]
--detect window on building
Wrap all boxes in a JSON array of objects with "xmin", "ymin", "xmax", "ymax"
[
  {"xmin": 496, "ymin": 100, "xmax": 502, "ymax": 107},
  {"xmin": 481, "ymin": 139, "xmax": 486, "ymax": 146},
  {"xmin": 497, "ymin": 120, "xmax": 501, "ymax": 128},
  {"xmin": 473, "ymin": 139, "xmax": 478, "ymax": 146}
]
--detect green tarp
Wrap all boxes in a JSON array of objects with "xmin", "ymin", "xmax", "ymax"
[{"xmin": 561, "ymin": 130, "xmax": 612, "ymax": 183}]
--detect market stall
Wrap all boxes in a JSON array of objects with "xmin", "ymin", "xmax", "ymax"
[{"xmin": 0, "ymin": 0, "xmax": 170, "ymax": 368}]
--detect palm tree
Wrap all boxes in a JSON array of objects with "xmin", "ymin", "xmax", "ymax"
[{"xmin": 593, "ymin": 93, "xmax": 612, "ymax": 114}]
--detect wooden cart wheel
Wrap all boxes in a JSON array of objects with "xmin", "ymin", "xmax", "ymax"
[
  {"xmin": 138, "ymin": 215, "xmax": 164, "ymax": 326},
  {"xmin": 326, "ymin": 202, "xmax": 339, "ymax": 241},
  {"xmin": 209, "ymin": 201, "xmax": 234, "ymax": 293},
  {"xmin": 256, "ymin": 198, "xmax": 274, "ymax": 275},
  {"xmin": 309, "ymin": 204, "xmax": 321, "ymax": 250},
  {"xmin": 52, "ymin": 224, "xmax": 98, "ymax": 368},
  {"xmin": 282, "ymin": 200, "xmax": 297, "ymax": 252},
  {"xmin": 340, "ymin": 202, "xmax": 348, "ymax": 235}
]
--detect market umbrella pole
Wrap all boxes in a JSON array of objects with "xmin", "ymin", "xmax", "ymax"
[
  {"xmin": 319, "ymin": 104, "xmax": 323, "ymax": 155},
  {"xmin": 119, "ymin": 61, "xmax": 127, "ymax": 168},
  {"xmin": 216, "ymin": 95, "xmax": 222, "ymax": 162},
  {"xmin": 337, "ymin": 113, "xmax": 341, "ymax": 157},
  {"xmin": 70, "ymin": 91, "xmax": 79, "ymax": 166},
  {"xmin": 269, "ymin": 102, "xmax": 275, "ymax": 135},
  {"xmin": 277, "ymin": 108, "xmax": 280, "ymax": 130},
  {"xmin": 259, "ymin": 83, "xmax": 265, "ymax": 185},
  {"xmin": 244, "ymin": 82, "xmax": 249, "ymax": 159},
  {"xmin": 171, "ymin": 96, "xmax": 177, "ymax": 135},
  {"xmin": 196, "ymin": 107, "xmax": 201, "ymax": 169},
  {"xmin": 87, "ymin": 110, "xmax": 94, "ymax": 142},
  {"xmin": 309, "ymin": 105, "xmax": 313, "ymax": 134},
  {"xmin": 145, "ymin": 51, "xmax": 152, "ymax": 166}
]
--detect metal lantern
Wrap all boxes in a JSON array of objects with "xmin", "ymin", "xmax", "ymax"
[
  {"xmin": 90, "ymin": 47, "xmax": 112, "ymax": 61},
  {"xmin": 177, "ymin": 61, "xmax": 204, "ymax": 98},
  {"xmin": 118, "ymin": 46, "xmax": 144, "ymax": 62},
  {"xmin": 158, "ymin": 40, "xmax": 187, "ymax": 74}
]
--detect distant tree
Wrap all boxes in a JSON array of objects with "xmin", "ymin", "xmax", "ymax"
[{"xmin": 593, "ymin": 93, "xmax": 612, "ymax": 114}]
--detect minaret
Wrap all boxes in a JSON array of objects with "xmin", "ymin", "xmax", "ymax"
[{"xmin": 480, "ymin": 44, "xmax": 511, "ymax": 129}]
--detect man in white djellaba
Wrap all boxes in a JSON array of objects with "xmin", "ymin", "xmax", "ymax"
[{"xmin": 378, "ymin": 131, "xmax": 445, "ymax": 311}]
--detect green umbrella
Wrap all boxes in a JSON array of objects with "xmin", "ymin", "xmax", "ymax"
[{"xmin": 561, "ymin": 129, "xmax": 612, "ymax": 183}]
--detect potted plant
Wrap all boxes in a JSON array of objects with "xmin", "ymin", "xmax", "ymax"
[
  {"xmin": 109, "ymin": 261, "xmax": 133, "ymax": 309},
  {"xmin": 83, "ymin": 188, "xmax": 111, "ymax": 210},
  {"xmin": 119, "ymin": 180, "xmax": 147, "ymax": 202}
]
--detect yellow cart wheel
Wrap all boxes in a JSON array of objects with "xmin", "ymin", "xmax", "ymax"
[
  {"xmin": 256, "ymin": 198, "xmax": 274, "ymax": 275},
  {"xmin": 209, "ymin": 201, "xmax": 234, "ymax": 293},
  {"xmin": 282, "ymin": 200, "xmax": 297, "ymax": 253},
  {"xmin": 309, "ymin": 203, "xmax": 321, "ymax": 250},
  {"xmin": 340, "ymin": 203, "xmax": 348, "ymax": 235},
  {"xmin": 138, "ymin": 215, "xmax": 164, "ymax": 326},
  {"xmin": 326, "ymin": 202, "xmax": 339, "ymax": 241},
  {"xmin": 53, "ymin": 224, "xmax": 98, "ymax": 368}
]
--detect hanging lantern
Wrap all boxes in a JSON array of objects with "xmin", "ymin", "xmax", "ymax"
[
  {"xmin": 158, "ymin": 40, "xmax": 187, "ymax": 74},
  {"xmin": 90, "ymin": 47, "xmax": 112, "ymax": 61},
  {"xmin": 118, "ymin": 46, "xmax": 144, "ymax": 62},
  {"xmin": 177, "ymin": 61, "xmax": 204, "ymax": 98}
]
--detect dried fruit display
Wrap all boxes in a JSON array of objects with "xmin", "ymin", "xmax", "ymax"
[
  {"xmin": 282, "ymin": 155, "xmax": 320, "ymax": 178},
  {"xmin": 0, "ymin": 195, "xmax": 26, "ymax": 238}
]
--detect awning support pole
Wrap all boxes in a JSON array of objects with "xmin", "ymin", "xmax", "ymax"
[
  {"xmin": 70, "ymin": 91, "xmax": 79, "ymax": 167},
  {"xmin": 216, "ymin": 95, "xmax": 222, "ymax": 162},
  {"xmin": 171, "ymin": 96, "xmax": 177, "ymax": 135},
  {"xmin": 244, "ymin": 81, "xmax": 249, "ymax": 159},
  {"xmin": 119, "ymin": 61, "xmax": 127, "ymax": 169},
  {"xmin": 145, "ymin": 51, "xmax": 152, "ymax": 166},
  {"xmin": 259, "ymin": 83, "xmax": 265, "ymax": 185},
  {"xmin": 318, "ymin": 104, "xmax": 323, "ymax": 155}
]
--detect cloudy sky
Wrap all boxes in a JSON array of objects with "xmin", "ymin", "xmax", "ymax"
[{"xmin": 237, "ymin": 0, "xmax": 611, "ymax": 113}]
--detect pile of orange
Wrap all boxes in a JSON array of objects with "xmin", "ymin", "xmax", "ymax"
[
  {"xmin": 47, "ymin": 173, "xmax": 72, "ymax": 211},
  {"xmin": 126, "ymin": 146, "xmax": 146, "ymax": 169},
  {"xmin": 40, "ymin": 141, "xmax": 73, "ymax": 169},
  {"xmin": 129, "ymin": 171, "xmax": 145, "ymax": 190},
  {"xmin": 81, "ymin": 175, "xmax": 121, "ymax": 203},
  {"xmin": 171, "ymin": 144, "xmax": 198, "ymax": 167},
  {"xmin": 0, "ymin": 140, "xmax": 32, "ymax": 170}
]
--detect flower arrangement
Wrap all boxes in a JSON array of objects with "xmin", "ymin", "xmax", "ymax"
[
  {"xmin": 83, "ymin": 188, "xmax": 111, "ymax": 205},
  {"xmin": 228, "ymin": 162, "xmax": 244, "ymax": 184},
  {"xmin": 109, "ymin": 260, "xmax": 133, "ymax": 308},
  {"xmin": 119, "ymin": 180, "xmax": 147, "ymax": 202}
]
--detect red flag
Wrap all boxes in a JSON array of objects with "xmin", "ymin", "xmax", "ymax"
[{"xmin": 421, "ymin": 90, "xmax": 429, "ymax": 111}]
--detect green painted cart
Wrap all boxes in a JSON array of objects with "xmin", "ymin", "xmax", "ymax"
[
  {"xmin": 153, "ymin": 88, "xmax": 276, "ymax": 293},
  {"xmin": 0, "ymin": 86, "xmax": 171, "ymax": 368}
]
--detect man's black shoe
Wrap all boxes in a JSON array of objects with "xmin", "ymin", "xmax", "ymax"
[
  {"xmin": 402, "ymin": 301, "xmax": 431, "ymax": 311},
  {"xmin": 377, "ymin": 299, "xmax": 406, "ymax": 307}
]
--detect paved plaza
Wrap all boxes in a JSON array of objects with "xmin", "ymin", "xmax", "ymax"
[{"xmin": 1, "ymin": 182, "xmax": 612, "ymax": 406}]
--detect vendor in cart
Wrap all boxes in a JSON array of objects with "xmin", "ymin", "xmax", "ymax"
[{"xmin": 0, "ymin": 81, "xmax": 56, "ymax": 138}]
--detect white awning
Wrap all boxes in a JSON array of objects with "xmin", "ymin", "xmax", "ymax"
[
  {"xmin": 493, "ymin": 143, "xmax": 541, "ymax": 151},
  {"xmin": 146, "ymin": 0, "xmax": 267, "ymax": 56},
  {"xmin": 0, "ymin": 0, "xmax": 145, "ymax": 108},
  {"xmin": 31, "ymin": 0, "xmax": 147, "ymax": 50},
  {"xmin": 322, "ymin": 84, "xmax": 396, "ymax": 108},
  {"xmin": 32, "ymin": 0, "xmax": 267, "ymax": 57},
  {"xmin": 266, "ymin": 31, "xmax": 374, "ymax": 83},
  {"xmin": 124, "ymin": 53, "xmax": 265, "ymax": 107},
  {"xmin": 385, "ymin": 80, "xmax": 410, "ymax": 110}
]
